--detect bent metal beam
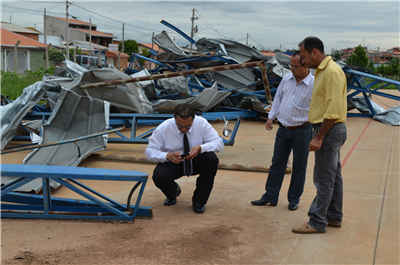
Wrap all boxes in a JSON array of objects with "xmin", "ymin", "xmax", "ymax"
[{"xmin": 80, "ymin": 61, "xmax": 272, "ymax": 104}]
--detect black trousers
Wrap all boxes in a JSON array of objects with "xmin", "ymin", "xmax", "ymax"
[{"xmin": 152, "ymin": 152, "xmax": 219, "ymax": 205}]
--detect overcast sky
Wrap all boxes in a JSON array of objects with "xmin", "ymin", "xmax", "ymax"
[{"xmin": 1, "ymin": 0, "xmax": 399, "ymax": 53}]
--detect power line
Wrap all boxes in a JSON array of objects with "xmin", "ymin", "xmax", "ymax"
[
  {"xmin": 2, "ymin": 4, "xmax": 65, "ymax": 15},
  {"xmin": 195, "ymin": 10, "xmax": 231, "ymax": 40}
]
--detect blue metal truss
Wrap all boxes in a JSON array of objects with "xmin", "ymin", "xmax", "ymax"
[
  {"xmin": 1, "ymin": 164, "xmax": 152, "ymax": 221},
  {"xmin": 344, "ymin": 66, "xmax": 400, "ymax": 117}
]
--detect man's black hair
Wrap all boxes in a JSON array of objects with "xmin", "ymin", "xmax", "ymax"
[
  {"xmin": 292, "ymin": 50, "xmax": 305, "ymax": 66},
  {"xmin": 174, "ymin": 103, "xmax": 195, "ymax": 119},
  {"xmin": 298, "ymin": 36, "xmax": 325, "ymax": 54}
]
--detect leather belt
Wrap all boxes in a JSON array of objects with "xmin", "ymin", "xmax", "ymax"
[{"xmin": 279, "ymin": 122, "xmax": 310, "ymax": 130}]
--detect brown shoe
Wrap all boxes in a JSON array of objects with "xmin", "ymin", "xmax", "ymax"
[
  {"xmin": 327, "ymin": 220, "xmax": 342, "ymax": 227},
  {"xmin": 292, "ymin": 223, "xmax": 324, "ymax": 234}
]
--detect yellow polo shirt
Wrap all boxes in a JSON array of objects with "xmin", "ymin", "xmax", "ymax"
[{"xmin": 308, "ymin": 56, "xmax": 347, "ymax": 124}]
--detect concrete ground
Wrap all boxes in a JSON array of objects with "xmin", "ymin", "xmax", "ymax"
[{"xmin": 1, "ymin": 92, "xmax": 399, "ymax": 265}]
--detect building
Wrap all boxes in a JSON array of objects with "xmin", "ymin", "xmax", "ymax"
[
  {"xmin": 44, "ymin": 16, "xmax": 116, "ymax": 47},
  {"xmin": 1, "ymin": 28, "xmax": 47, "ymax": 73},
  {"xmin": 1, "ymin": 22, "xmax": 40, "ymax": 41}
]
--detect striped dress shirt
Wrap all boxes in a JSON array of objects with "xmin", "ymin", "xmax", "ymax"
[{"xmin": 269, "ymin": 72, "xmax": 314, "ymax": 127}]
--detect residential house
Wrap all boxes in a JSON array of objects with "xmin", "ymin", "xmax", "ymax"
[
  {"xmin": 1, "ymin": 22, "xmax": 40, "ymax": 41},
  {"xmin": 1, "ymin": 28, "xmax": 47, "ymax": 73},
  {"xmin": 137, "ymin": 43, "xmax": 163, "ymax": 70},
  {"xmin": 44, "ymin": 16, "xmax": 116, "ymax": 47}
]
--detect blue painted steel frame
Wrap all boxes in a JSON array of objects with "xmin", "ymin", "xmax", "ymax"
[
  {"xmin": 15, "ymin": 111, "xmax": 256, "ymax": 146},
  {"xmin": 344, "ymin": 66, "xmax": 400, "ymax": 117},
  {"xmin": 1, "ymin": 164, "xmax": 152, "ymax": 221}
]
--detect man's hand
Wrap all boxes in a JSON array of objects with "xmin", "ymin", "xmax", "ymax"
[
  {"xmin": 166, "ymin": 151, "xmax": 183, "ymax": 164},
  {"xmin": 308, "ymin": 119, "xmax": 336, "ymax": 152},
  {"xmin": 308, "ymin": 137, "xmax": 323, "ymax": 151},
  {"xmin": 265, "ymin": 119, "xmax": 274, "ymax": 130},
  {"xmin": 185, "ymin": 145, "xmax": 201, "ymax": 160}
]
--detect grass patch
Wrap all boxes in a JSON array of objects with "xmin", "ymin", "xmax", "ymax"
[{"xmin": 1, "ymin": 67, "xmax": 55, "ymax": 100}]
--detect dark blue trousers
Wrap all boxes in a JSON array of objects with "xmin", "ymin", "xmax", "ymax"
[
  {"xmin": 261, "ymin": 124, "xmax": 312, "ymax": 204},
  {"xmin": 152, "ymin": 152, "xmax": 219, "ymax": 205}
]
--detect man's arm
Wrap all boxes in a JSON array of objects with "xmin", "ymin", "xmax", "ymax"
[{"xmin": 308, "ymin": 119, "xmax": 335, "ymax": 151}]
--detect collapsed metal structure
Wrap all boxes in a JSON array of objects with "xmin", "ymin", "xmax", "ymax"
[{"xmin": 1, "ymin": 20, "xmax": 399, "ymax": 221}]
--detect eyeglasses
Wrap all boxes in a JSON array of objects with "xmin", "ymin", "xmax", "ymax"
[
  {"xmin": 290, "ymin": 64, "xmax": 303, "ymax": 70},
  {"xmin": 176, "ymin": 124, "xmax": 192, "ymax": 129}
]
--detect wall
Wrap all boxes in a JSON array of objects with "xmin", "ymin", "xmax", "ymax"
[{"xmin": 29, "ymin": 50, "xmax": 46, "ymax": 71}]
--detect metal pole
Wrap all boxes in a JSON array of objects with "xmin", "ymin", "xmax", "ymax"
[
  {"xmin": 43, "ymin": 8, "xmax": 47, "ymax": 45},
  {"xmin": 74, "ymin": 46, "xmax": 78, "ymax": 63},
  {"xmin": 14, "ymin": 40, "xmax": 20, "ymax": 73},
  {"xmin": 46, "ymin": 43, "xmax": 51, "ymax": 69},
  {"xmin": 89, "ymin": 18, "xmax": 92, "ymax": 55},
  {"xmin": 122, "ymin": 23, "xmax": 124, "ymax": 54},
  {"xmin": 80, "ymin": 60, "xmax": 272, "ymax": 103},
  {"xmin": 66, "ymin": 1, "xmax": 69, "ymax": 60},
  {"xmin": 1, "ymin": 126, "xmax": 125, "ymax": 155},
  {"xmin": 90, "ymin": 153, "xmax": 291, "ymax": 173},
  {"xmin": 189, "ymin": 8, "xmax": 197, "ymax": 55}
]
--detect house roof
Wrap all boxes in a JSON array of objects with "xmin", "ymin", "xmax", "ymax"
[
  {"xmin": 138, "ymin": 43, "xmax": 162, "ymax": 52},
  {"xmin": 106, "ymin": 50, "xmax": 129, "ymax": 59},
  {"xmin": 0, "ymin": 28, "xmax": 47, "ymax": 48},
  {"xmin": 1, "ymin": 22, "xmax": 39, "ymax": 34},
  {"xmin": 25, "ymin": 27, "xmax": 41, "ymax": 33},
  {"xmin": 74, "ymin": 28, "xmax": 116, "ymax": 38},
  {"xmin": 52, "ymin": 16, "xmax": 95, "ymax": 27}
]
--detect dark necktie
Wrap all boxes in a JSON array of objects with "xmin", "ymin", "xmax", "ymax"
[{"xmin": 183, "ymin": 133, "xmax": 192, "ymax": 177}]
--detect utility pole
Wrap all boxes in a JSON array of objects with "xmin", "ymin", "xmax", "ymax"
[
  {"xmin": 122, "ymin": 23, "xmax": 124, "ymax": 53},
  {"xmin": 189, "ymin": 8, "xmax": 197, "ymax": 55},
  {"xmin": 89, "ymin": 18, "xmax": 92, "ymax": 55},
  {"xmin": 43, "ymin": 8, "xmax": 47, "ymax": 45},
  {"xmin": 66, "ymin": 1, "xmax": 69, "ymax": 60},
  {"xmin": 151, "ymin": 32, "xmax": 154, "ymax": 50},
  {"xmin": 246, "ymin": 33, "xmax": 249, "ymax": 46},
  {"xmin": 377, "ymin": 47, "xmax": 380, "ymax": 64},
  {"xmin": 280, "ymin": 44, "xmax": 282, "ymax": 53}
]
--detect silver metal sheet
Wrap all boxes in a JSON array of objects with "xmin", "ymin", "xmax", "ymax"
[
  {"xmin": 1, "ymin": 81, "xmax": 46, "ymax": 150},
  {"xmin": 158, "ymin": 76, "xmax": 192, "ymax": 97},
  {"xmin": 374, "ymin": 106, "xmax": 400, "ymax": 126}
]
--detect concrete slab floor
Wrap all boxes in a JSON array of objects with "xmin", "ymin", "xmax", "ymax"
[{"xmin": 1, "ymin": 91, "xmax": 399, "ymax": 264}]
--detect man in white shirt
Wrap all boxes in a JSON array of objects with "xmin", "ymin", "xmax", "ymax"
[
  {"xmin": 145, "ymin": 103, "xmax": 224, "ymax": 214},
  {"xmin": 251, "ymin": 51, "xmax": 314, "ymax": 211}
]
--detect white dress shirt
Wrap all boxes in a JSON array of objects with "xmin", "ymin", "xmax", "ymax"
[
  {"xmin": 268, "ymin": 72, "xmax": 314, "ymax": 127},
  {"xmin": 145, "ymin": 115, "xmax": 224, "ymax": 163}
]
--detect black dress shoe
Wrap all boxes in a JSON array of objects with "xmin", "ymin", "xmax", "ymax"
[
  {"xmin": 164, "ymin": 198, "xmax": 177, "ymax": 206},
  {"xmin": 288, "ymin": 201, "xmax": 298, "ymax": 211},
  {"xmin": 164, "ymin": 184, "xmax": 182, "ymax": 206},
  {"xmin": 251, "ymin": 199, "xmax": 277, "ymax": 206},
  {"xmin": 192, "ymin": 202, "xmax": 206, "ymax": 213}
]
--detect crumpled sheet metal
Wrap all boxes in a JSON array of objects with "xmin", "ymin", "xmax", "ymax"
[
  {"xmin": 158, "ymin": 76, "xmax": 192, "ymax": 97},
  {"xmin": 195, "ymin": 38, "xmax": 272, "ymax": 63},
  {"xmin": 69, "ymin": 68, "xmax": 153, "ymax": 114},
  {"xmin": 374, "ymin": 106, "xmax": 400, "ymax": 126},
  {"xmin": 152, "ymin": 82, "xmax": 230, "ymax": 113},
  {"xmin": 213, "ymin": 68, "xmax": 257, "ymax": 91},
  {"xmin": 153, "ymin": 31, "xmax": 187, "ymax": 61},
  {"xmin": 0, "ymin": 81, "xmax": 46, "ymax": 150},
  {"xmin": 62, "ymin": 59, "xmax": 89, "ymax": 78},
  {"xmin": 348, "ymin": 96, "xmax": 400, "ymax": 125},
  {"xmin": 130, "ymin": 69, "xmax": 159, "ymax": 100},
  {"xmin": 4, "ymin": 89, "xmax": 110, "ymax": 194}
]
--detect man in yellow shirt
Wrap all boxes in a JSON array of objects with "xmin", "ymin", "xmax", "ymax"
[{"xmin": 292, "ymin": 36, "xmax": 347, "ymax": 234}]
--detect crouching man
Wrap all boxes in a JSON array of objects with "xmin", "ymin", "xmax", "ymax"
[{"xmin": 145, "ymin": 103, "xmax": 224, "ymax": 213}]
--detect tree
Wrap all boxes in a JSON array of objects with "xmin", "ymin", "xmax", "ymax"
[
  {"xmin": 334, "ymin": 53, "xmax": 341, "ymax": 61},
  {"xmin": 346, "ymin": 45, "xmax": 369, "ymax": 67},
  {"xmin": 66, "ymin": 48, "xmax": 82, "ymax": 59},
  {"xmin": 119, "ymin": 40, "xmax": 139, "ymax": 61},
  {"xmin": 139, "ymin": 48, "xmax": 151, "ymax": 67},
  {"xmin": 44, "ymin": 48, "xmax": 64, "ymax": 66},
  {"xmin": 388, "ymin": 57, "xmax": 400, "ymax": 80}
]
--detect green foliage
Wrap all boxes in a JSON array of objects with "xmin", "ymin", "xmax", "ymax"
[
  {"xmin": 66, "ymin": 47, "xmax": 82, "ymax": 59},
  {"xmin": 119, "ymin": 40, "xmax": 139, "ymax": 60},
  {"xmin": 372, "ymin": 58, "xmax": 400, "ymax": 80},
  {"xmin": 139, "ymin": 48, "xmax": 150, "ymax": 67},
  {"xmin": 346, "ymin": 45, "xmax": 369, "ymax": 68},
  {"xmin": 44, "ymin": 48, "xmax": 64, "ymax": 62},
  {"xmin": 334, "ymin": 53, "xmax": 341, "ymax": 60},
  {"xmin": 1, "ymin": 67, "xmax": 55, "ymax": 100}
]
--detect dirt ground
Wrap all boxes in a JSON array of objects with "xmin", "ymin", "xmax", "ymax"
[{"xmin": 1, "ymin": 92, "xmax": 399, "ymax": 265}]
